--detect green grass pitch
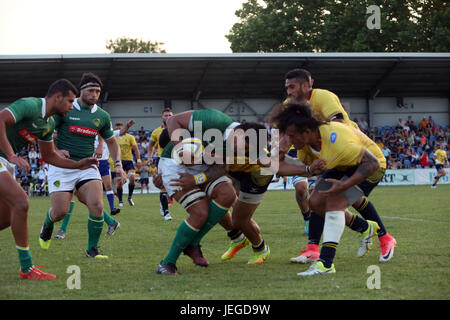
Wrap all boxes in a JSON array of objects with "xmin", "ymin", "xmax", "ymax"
[{"xmin": 0, "ymin": 185, "xmax": 449, "ymax": 300}]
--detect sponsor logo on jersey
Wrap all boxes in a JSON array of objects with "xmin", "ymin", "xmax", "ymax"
[
  {"xmin": 69, "ymin": 125, "xmax": 98, "ymax": 137},
  {"xmin": 18, "ymin": 129, "xmax": 38, "ymax": 143},
  {"xmin": 53, "ymin": 180, "xmax": 60, "ymax": 188},
  {"xmin": 69, "ymin": 117, "xmax": 81, "ymax": 121},
  {"xmin": 330, "ymin": 132, "xmax": 337, "ymax": 144}
]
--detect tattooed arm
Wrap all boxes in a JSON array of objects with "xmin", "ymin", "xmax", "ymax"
[{"xmin": 319, "ymin": 149, "xmax": 380, "ymax": 195}]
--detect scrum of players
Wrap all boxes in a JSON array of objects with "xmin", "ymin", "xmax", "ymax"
[{"xmin": 0, "ymin": 69, "xmax": 398, "ymax": 279}]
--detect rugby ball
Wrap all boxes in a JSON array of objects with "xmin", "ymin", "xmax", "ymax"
[{"xmin": 172, "ymin": 137, "xmax": 204, "ymax": 165}]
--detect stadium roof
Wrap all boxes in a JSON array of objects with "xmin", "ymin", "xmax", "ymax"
[{"xmin": 0, "ymin": 53, "xmax": 449, "ymax": 102}]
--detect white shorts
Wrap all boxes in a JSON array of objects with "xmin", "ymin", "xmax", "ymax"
[
  {"xmin": 47, "ymin": 164, "xmax": 101, "ymax": 194},
  {"xmin": 158, "ymin": 157, "xmax": 209, "ymax": 197},
  {"xmin": 0, "ymin": 157, "xmax": 16, "ymax": 178}
]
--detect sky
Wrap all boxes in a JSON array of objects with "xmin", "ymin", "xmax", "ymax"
[{"xmin": 0, "ymin": 0, "xmax": 247, "ymax": 55}]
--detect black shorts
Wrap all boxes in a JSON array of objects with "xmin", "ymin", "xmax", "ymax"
[
  {"xmin": 153, "ymin": 157, "xmax": 160, "ymax": 168},
  {"xmin": 122, "ymin": 160, "xmax": 135, "ymax": 172},
  {"xmin": 436, "ymin": 164, "xmax": 444, "ymax": 171},
  {"xmin": 228, "ymin": 170, "xmax": 273, "ymax": 194},
  {"xmin": 140, "ymin": 177, "xmax": 149, "ymax": 185},
  {"xmin": 315, "ymin": 167, "xmax": 385, "ymax": 205}
]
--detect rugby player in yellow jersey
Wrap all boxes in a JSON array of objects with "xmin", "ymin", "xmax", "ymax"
[
  {"xmin": 149, "ymin": 108, "xmax": 173, "ymax": 220},
  {"xmin": 280, "ymin": 68, "xmax": 395, "ymax": 264},
  {"xmin": 115, "ymin": 122, "xmax": 140, "ymax": 206},
  {"xmin": 431, "ymin": 143, "xmax": 448, "ymax": 188},
  {"xmin": 273, "ymin": 103, "xmax": 391, "ymax": 275}
]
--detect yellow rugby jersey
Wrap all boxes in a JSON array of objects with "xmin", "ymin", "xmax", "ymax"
[
  {"xmin": 297, "ymin": 122, "xmax": 386, "ymax": 177},
  {"xmin": 116, "ymin": 133, "xmax": 137, "ymax": 161},
  {"xmin": 227, "ymin": 155, "xmax": 261, "ymax": 173},
  {"xmin": 150, "ymin": 126, "xmax": 164, "ymax": 157},
  {"xmin": 108, "ymin": 157, "xmax": 115, "ymax": 172},
  {"xmin": 284, "ymin": 89, "xmax": 359, "ymax": 129},
  {"xmin": 435, "ymin": 149, "xmax": 447, "ymax": 165},
  {"xmin": 149, "ymin": 166, "xmax": 158, "ymax": 175}
]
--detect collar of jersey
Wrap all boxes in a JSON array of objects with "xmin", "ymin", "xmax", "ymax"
[
  {"xmin": 41, "ymin": 98, "xmax": 49, "ymax": 121},
  {"xmin": 73, "ymin": 99, "xmax": 98, "ymax": 113}
]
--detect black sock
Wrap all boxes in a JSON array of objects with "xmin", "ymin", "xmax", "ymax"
[
  {"xmin": 302, "ymin": 209, "xmax": 311, "ymax": 221},
  {"xmin": 348, "ymin": 213, "xmax": 369, "ymax": 233},
  {"xmin": 355, "ymin": 198, "xmax": 386, "ymax": 236},
  {"xmin": 252, "ymin": 239, "xmax": 265, "ymax": 251},
  {"xmin": 432, "ymin": 176, "xmax": 439, "ymax": 186},
  {"xmin": 128, "ymin": 184, "xmax": 135, "ymax": 198},
  {"xmin": 319, "ymin": 242, "xmax": 338, "ymax": 268},
  {"xmin": 227, "ymin": 229, "xmax": 242, "ymax": 240},
  {"xmin": 308, "ymin": 212, "xmax": 324, "ymax": 245},
  {"xmin": 117, "ymin": 187, "xmax": 123, "ymax": 202},
  {"xmin": 160, "ymin": 192, "xmax": 169, "ymax": 212}
]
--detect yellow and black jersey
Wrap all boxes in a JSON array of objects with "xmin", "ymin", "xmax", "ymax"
[
  {"xmin": 284, "ymin": 88, "xmax": 359, "ymax": 129},
  {"xmin": 116, "ymin": 133, "xmax": 137, "ymax": 161},
  {"xmin": 150, "ymin": 125, "xmax": 165, "ymax": 157},
  {"xmin": 297, "ymin": 122, "xmax": 386, "ymax": 181}
]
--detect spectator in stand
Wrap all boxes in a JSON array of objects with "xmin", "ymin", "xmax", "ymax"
[
  {"xmin": 358, "ymin": 117, "xmax": 369, "ymax": 133},
  {"xmin": 141, "ymin": 138, "xmax": 149, "ymax": 160},
  {"xmin": 28, "ymin": 146, "xmax": 39, "ymax": 169},
  {"xmin": 411, "ymin": 150, "xmax": 420, "ymax": 167},
  {"xmin": 420, "ymin": 117, "xmax": 429, "ymax": 131},
  {"xmin": 387, "ymin": 132, "xmax": 397, "ymax": 148},
  {"xmin": 376, "ymin": 138, "xmax": 384, "ymax": 150},
  {"xmin": 381, "ymin": 145, "xmax": 392, "ymax": 167},
  {"xmin": 420, "ymin": 151, "xmax": 429, "ymax": 168},
  {"xmin": 396, "ymin": 118, "xmax": 409, "ymax": 132},
  {"xmin": 406, "ymin": 130, "xmax": 415, "ymax": 146},
  {"xmin": 406, "ymin": 116, "xmax": 417, "ymax": 132},
  {"xmin": 138, "ymin": 126, "xmax": 146, "ymax": 137}
]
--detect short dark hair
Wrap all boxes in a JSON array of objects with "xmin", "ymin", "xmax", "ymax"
[
  {"xmin": 162, "ymin": 108, "xmax": 173, "ymax": 114},
  {"xmin": 285, "ymin": 68, "xmax": 311, "ymax": 85},
  {"xmin": 78, "ymin": 72, "xmax": 103, "ymax": 90},
  {"xmin": 46, "ymin": 79, "xmax": 78, "ymax": 97},
  {"xmin": 272, "ymin": 103, "xmax": 324, "ymax": 133},
  {"xmin": 234, "ymin": 122, "xmax": 270, "ymax": 158}
]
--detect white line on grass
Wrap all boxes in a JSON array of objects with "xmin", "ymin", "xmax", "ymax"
[{"xmin": 381, "ymin": 216, "xmax": 424, "ymax": 222}]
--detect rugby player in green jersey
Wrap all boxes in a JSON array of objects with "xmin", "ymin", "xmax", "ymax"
[
  {"xmin": 39, "ymin": 73, "xmax": 125, "ymax": 259},
  {"xmin": 0, "ymin": 79, "xmax": 99, "ymax": 279}
]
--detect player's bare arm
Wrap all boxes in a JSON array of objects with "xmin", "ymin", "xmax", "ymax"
[
  {"xmin": 169, "ymin": 164, "xmax": 228, "ymax": 190},
  {"xmin": 320, "ymin": 149, "xmax": 380, "ymax": 195},
  {"xmin": 166, "ymin": 111, "xmax": 194, "ymax": 146},
  {"xmin": 105, "ymin": 136, "xmax": 126, "ymax": 184},
  {"xmin": 38, "ymin": 140, "xmax": 98, "ymax": 170},
  {"xmin": 0, "ymin": 109, "xmax": 30, "ymax": 171},
  {"xmin": 277, "ymin": 158, "xmax": 326, "ymax": 177}
]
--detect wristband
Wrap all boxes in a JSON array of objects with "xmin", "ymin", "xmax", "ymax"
[
  {"xmin": 193, "ymin": 172, "xmax": 207, "ymax": 185},
  {"xmin": 306, "ymin": 165, "xmax": 312, "ymax": 176},
  {"xmin": 8, "ymin": 154, "xmax": 17, "ymax": 161}
]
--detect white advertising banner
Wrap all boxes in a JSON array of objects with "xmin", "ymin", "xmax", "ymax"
[{"xmin": 414, "ymin": 168, "xmax": 450, "ymax": 185}]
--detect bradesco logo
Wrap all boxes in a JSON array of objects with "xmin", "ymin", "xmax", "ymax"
[
  {"xmin": 170, "ymin": 121, "xmax": 279, "ymax": 175},
  {"xmin": 19, "ymin": 129, "xmax": 38, "ymax": 143},
  {"xmin": 69, "ymin": 125, "xmax": 98, "ymax": 137}
]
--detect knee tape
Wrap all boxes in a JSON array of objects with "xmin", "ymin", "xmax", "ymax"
[
  {"xmin": 204, "ymin": 176, "xmax": 232, "ymax": 198},
  {"xmin": 179, "ymin": 189, "xmax": 206, "ymax": 210}
]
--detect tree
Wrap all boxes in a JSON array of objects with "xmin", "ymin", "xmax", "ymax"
[
  {"xmin": 226, "ymin": 0, "xmax": 449, "ymax": 52},
  {"xmin": 106, "ymin": 37, "xmax": 166, "ymax": 53}
]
